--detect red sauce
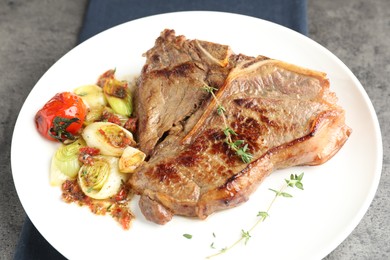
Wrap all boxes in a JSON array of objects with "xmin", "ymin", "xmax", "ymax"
[
  {"xmin": 123, "ymin": 117, "xmax": 137, "ymax": 133},
  {"xmin": 61, "ymin": 180, "xmax": 134, "ymax": 230},
  {"xmin": 78, "ymin": 147, "xmax": 100, "ymax": 165},
  {"xmin": 100, "ymin": 109, "xmax": 122, "ymax": 125}
]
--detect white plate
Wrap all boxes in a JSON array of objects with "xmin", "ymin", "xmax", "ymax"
[{"xmin": 11, "ymin": 11, "xmax": 382, "ymax": 260}]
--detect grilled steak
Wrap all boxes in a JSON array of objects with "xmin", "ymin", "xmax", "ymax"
[
  {"xmin": 135, "ymin": 29, "xmax": 251, "ymax": 156},
  {"xmin": 129, "ymin": 30, "xmax": 351, "ymax": 225}
]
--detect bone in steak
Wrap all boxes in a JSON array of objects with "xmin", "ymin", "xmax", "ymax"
[{"xmin": 129, "ymin": 29, "xmax": 352, "ymax": 225}]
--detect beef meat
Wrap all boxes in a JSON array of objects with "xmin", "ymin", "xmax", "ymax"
[
  {"xmin": 135, "ymin": 29, "xmax": 251, "ymax": 156},
  {"xmin": 129, "ymin": 30, "xmax": 351, "ymax": 224}
]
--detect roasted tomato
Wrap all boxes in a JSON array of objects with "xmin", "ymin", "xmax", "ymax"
[{"xmin": 35, "ymin": 92, "xmax": 87, "ymax": 142}]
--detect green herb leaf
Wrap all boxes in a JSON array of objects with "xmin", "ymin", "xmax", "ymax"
[
  {"xmin": 233, "ymin": 140, "xmax": 245, "ymax": 146},
  {"xmin": 241, "ymin": 230, "xmax": 251, "ymax": 245},
  {"xmin": 285, "ymin": 178, "xmax": 294, "ymax": 187},
  {"xmin": 202, "ymin": 85, "xmax": 217, "ymax": 93},
  {"xmin": 257, "ymin": 211, "xmax": 269, "ymax": 220},
  {"xmin": 295, "ymin": 182, "xmax": 304, "ymax": 190},
  {"xmin": 285, "ymin": 172, "xmax": 304, "ymax": 190},
  {"xmin": 49, "ymin": 116, "xmax": 79, "ymax": 142},
  {"xmin": 269, "ymin": 188, "xmax": 280, "ymax": 196},
  {"xmin": 280, "ymin": 192, "xmax": 293, "ymax": 198},
  {"xmin": 183, "ymin": 234, "xmax": 192, "ymax": 239},
  {"xmin": 217, "ymin": 105, "xmax": 226, "ymax": 115},
  {"xmin": 236, "ymin": 144, "xmax": 253, "ymax": 164},
  {"xmin": 223, "ymin": 127, "xmax": 237, "ymax": 137},
  {"xmin": 226, "ymin": 141, "xmax": 238, "ymax": 151}
]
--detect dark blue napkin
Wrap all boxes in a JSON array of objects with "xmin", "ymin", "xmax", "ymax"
[
  {"xmin": 14, "ymin": 0, "xmax": 307, "ymax": 259},
  {"xmin": 79, "ymin": 0, "xmax": 307, "ymax": 43}
]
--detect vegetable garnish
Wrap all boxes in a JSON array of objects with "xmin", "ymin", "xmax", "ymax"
[
  {"xmin": 97, "ymin": 69, "xmax": 133, "ymax": 117},
  {"xmin": 118, "ymin": 146, "xmax": 146, "ymax": 173},
  {"xmin": 35, "ymin": 92, "xmax": 87, "ymax": 142},
  {"xmin": 206, "ymin": 173, "xmax": 304, "ymax": 259},
  {"xmin": 202, "ymin": 85, "xmax": 253, "ymax": 163},
  {"xmin": 35, "ymin": 70, "xmax": 139, "ymax": 230},
  {"xmin": 82, "ymin": 122, "xmax": 136, "ymax": 157},
  {"xmin": 78, "ymin": 155, "xmax": 127, "ymax": 200},
  {"xmin": 50, "ymin": 139, "xmax": 86, "ymax": 186},
  {"xmin": 73, "ymin": 84, "xmax": 107, "ymax": 109}
]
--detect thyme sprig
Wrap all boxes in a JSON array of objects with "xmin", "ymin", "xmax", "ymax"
[
  {"xmin": 206, "ymin": 173, "xmax": 304, "ymax": 259},
  {"xmin": 202, "ymin": 85, "xmax": 253, "ymax": 163}
]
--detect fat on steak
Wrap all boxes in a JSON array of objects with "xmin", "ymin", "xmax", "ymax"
[{"xmin": 129, "ymin": 29, "xmax": 351, "ymax": 225}]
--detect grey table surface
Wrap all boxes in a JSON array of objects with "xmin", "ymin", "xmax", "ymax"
[{"xmin": 1, "ymin": 0, "xmax": 389, "ymax": 259}]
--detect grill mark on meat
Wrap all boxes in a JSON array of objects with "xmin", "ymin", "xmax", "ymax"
[
  {"xmin": 176, "ymin": 128, "xmax": 235, "ymax": 169},
  {"xmin": 209, "ymin": 135, "xmax": 237, "ymax": 167},
  {"xmin": 149, "ymin": 163, "xmax": 180, "ymax": 184},
  {"xmin": 130, "ymin": 30, "xmax": 351, "ymax": 224},
  {"xmin": 232, "ymin": 99, "xmax": 287, "ymax": 141},
  {"xmin": 233, "ymin": 118, "xmax": 261, "ymax": 153},
  {"xmin": 153, "ymin": 62, "xmax": 195, "ymax": 78}
]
